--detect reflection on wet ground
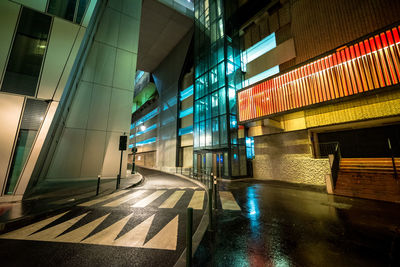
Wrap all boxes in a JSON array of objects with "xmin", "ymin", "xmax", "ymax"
[{"xmin": 194, "ymin": 180, "xmax": 400, "ymax": 267}]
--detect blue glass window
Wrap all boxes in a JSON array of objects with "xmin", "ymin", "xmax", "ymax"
[
  {"xmin": 179, "ymin": 107, "xmax": 193, "ymax": 118},
  {"xmin": 180, "ymin": 85, "xmax": 194, "ymax": 101},
  {"xmin": 179, "ymin": 125, "xmax": 193, "ymax": 136},
  {"xmin": 136, "ymin": 137, "xmax": 156, "ymax": 146}
]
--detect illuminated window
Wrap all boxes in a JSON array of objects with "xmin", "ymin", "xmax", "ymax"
[
  {"xmin": 136, "ymin": 137, "xmax": 156, "ymax": 146},
  {"xmin": 135, "ymin": 108, "xmax": 159, "ymax": 125},
  {"xmin": 179, "ymin": 107, "xmax": 193, "ymax": 118},
  {"xmin": 242, "ymin": 33, "xmax": 276, "ymax": 64},
  {"xmin": 179, "ymin": 125, "xmax": 193, "ymax": 136},
  {"xmin": 180, "ymin": 84, "xmax": 194, "ymax": 101},
  {"xmin": 136, "ymin": 124, "xmax": 157, "ymax": 136}
]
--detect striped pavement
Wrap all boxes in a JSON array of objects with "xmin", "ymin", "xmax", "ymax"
[{"xmin": 0, "ymin": 189, "xmax": 242, "ymax": 251}]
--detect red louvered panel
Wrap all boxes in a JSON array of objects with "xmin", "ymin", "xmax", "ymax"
[{"xmin": 237, "ymin": 24, "xmax": 400, "ymax": 122}]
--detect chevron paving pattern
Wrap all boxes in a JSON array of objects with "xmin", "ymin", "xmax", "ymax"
[{"xmin": 0, "ymin": 189, "xmax": 241, "ymax": 251}]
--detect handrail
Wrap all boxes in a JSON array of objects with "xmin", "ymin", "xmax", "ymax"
[{"xmin": 330, "ymin": 143, "xmax": 341, "ymax": 188}]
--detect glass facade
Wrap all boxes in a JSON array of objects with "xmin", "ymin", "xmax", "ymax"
[
  {"xmin": 1, "ymin": 8, "xmax": 51, "ymax": 97},
  {"xmin": 193, "ymin": 0, "xmax": 247, "ymax": 177},
  {"xmin": 47, "ymin": 0, "xmax": 89, "ymax": 24},
  {"xmin": 5, "ymin": 99, "xmax": 48, "ymax": 195}
]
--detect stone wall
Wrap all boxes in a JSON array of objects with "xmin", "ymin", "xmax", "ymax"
[{"xmin": 253, "ymin": 130, "xmax": 330, "ymax": 185}]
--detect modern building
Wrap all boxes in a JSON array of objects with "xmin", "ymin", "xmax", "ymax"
[
  {"xmin": 0, "ymin": 0, "xmax": 142, "ymax": 201},
  {"xmin": 130, "ymin": 0, "xmax": 400, "ymax": 202},
  {"xmin": 1, "ymin": 0, "xmax": 400, "ymax": 203}
]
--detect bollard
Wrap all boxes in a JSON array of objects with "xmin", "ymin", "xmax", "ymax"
[
  {"xmin": 186, "ymin": 208, "xmax": 193, "ymax": 267},
  {"xmin": 96, "ymin": 175, "xmax": 101, "ymax": 196},
  {"xmin": 213, "ymin": 176, "xmax": 217, "ymax": 210},
  {"xmin": 116, "ymin": 174, "xmax": 120, "ymax": 190},
  {"xmin": 208, "ymin": 189, "xmax": 213, "ymax": 231}
]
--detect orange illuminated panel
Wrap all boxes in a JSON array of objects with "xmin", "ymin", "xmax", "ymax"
[{"xmin": 238, "ymin": 25, "xmax": 400, "ymax": 122}]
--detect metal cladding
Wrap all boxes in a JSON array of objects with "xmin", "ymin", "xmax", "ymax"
[{"xmin": 238, "ymin": 25, "xmax": 400, "ymax": 122}]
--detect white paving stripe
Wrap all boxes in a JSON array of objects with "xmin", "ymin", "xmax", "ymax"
[
  {"xmin": 0, "ymin": 212, "xmax": 69, "ymax": 240},
  {"xmin": 219, "ymin": 191, "xmax": 241, "ymax": 211},
  {"xmin": 188, "ymin": 191, "xmax": 205, "ymax": 210},
  {"xmin": 159, "ymin": 191, "xmax": 185, "ymax": 209},
  {"xmin": 82, "ymin": 213, "xmax": 134, "ymax": 245},
  {"xmin": 132, "ymin": 190, "xmax": 166, "ymax": 208},
  {"xmin": 143, "ymin": 215, "xmax": 179, "ymax": 251},
  {"xmin": 55, "ymin": 214, "xmax": 110, "ymax": 243},
  {"xmin": 27, "ymin": 213, "xmax": 89, "ymax": 241},
  {"xmin": 114, "ymin": 214, "xmax": 155, "ymax": 247},
  {"xmin": 103, "ymin": 190, "xmax": 147, "ymax": 207},
  {"xmin": 78, "ymin": 190, "xmax": 128, "ymax": 207}
]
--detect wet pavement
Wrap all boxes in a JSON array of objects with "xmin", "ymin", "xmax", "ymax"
[
  {"xmin": 0, "ymin": 168, "xmax": 206, "ymax": 266},
  {"xmin": 193, "ymin": 179, "xmax": 400, "ymax": 267}
]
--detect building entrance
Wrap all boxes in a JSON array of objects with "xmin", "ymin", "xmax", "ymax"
[
  {"xmin": 194, "ymin": 151, "xmax": 229, "ymax": 178},
  {"xmin": 212, "ymin": 153, "xmax": 223, "ymax": 178}
]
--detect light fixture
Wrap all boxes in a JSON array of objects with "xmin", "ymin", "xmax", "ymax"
[{"xmin": 140, "ymin": 125, "xmax": 146, "ymax": 131}]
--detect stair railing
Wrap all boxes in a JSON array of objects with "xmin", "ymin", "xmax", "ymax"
[
  {"xmin": 388, "ymin": 138, "xmax": 398, "ymax": 180},
  {"xmin": 330, "ymin": 143, "xmax": 341, "ymax": 188}
]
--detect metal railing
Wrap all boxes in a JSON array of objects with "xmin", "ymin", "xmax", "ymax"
[
  {"xmin": 330, "ymin": 143, "xmax": 341, "ymax": 188},
  {"xmin": 318, "ymin": 142, "xmax": 340, "ymax": 158}
]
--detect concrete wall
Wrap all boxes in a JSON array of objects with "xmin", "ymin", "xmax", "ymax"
[
  {"xmin": 152, "ymin": 29, "xmax": 193, "ymax": 171},
  {"xmin": 253, "ymin": 130, "xmax": 330, "ymax": 185},
  {"xmin": 47, "ymin": 1, "xmax": 141, "ymax": 180}
]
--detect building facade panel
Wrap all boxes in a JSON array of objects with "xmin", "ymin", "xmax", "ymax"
[
  {"xmin": 0, "ymin": 1, "xmax": 20, "ymax": 83},
  {"xmin": 38, "ymin": 18, "xmax": 80, "ymax": 99},
  {"xmin": 0, "ymin": 94, "xmax": 24, "ymax": 193}
]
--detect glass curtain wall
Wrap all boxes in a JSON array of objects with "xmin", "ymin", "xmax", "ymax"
[
  {"xmin": 193, "ymin": 0, "xmax": 246, "ymax": 177},
  {"xmin": 5, "ymin": 99, "xmax": 48, "ymax": 195},
  {"xmin": 1, "ymin": 8, "xmax": 52, "ymax": 96}
]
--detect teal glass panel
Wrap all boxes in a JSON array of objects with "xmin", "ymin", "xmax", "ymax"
[
  {"xmin": 194, "ymin": 123, "xmax": 199, "ymax": 148},
  {"xmin": 199, "ymin": 121, "xmax": 205, "ymax": 147},
  {"xmin": 228, "ymin": 87, "xmax": 236, "ymax": 114},
  {"xmin": 48, "ymin": 0, "xmax": 77, "ymax": 22},
  {"xmin": 212, "ymin": 117, "xmax": 219, "ymax": 146},
  {"xmin": 219, "ymin": 115, "xmax": 227, "ymax": 145},
  {"xmin": 209, "ymin": 65, "xmax": 218, "ymax": 91},
  {"xmin": 76, "ymin": 0, "xmax": 89, "ymax": 24},
  {"xmin": 194, "ymin": 78, "xmax": 201, "ymax": 100},
  {"xmin": 5, "ymin": 99, "xmax": 48, "ymax": 195},
  {"xmin": 217, "ymin": 39, "xmax": 224, "ymax": 64},
  {"xmin": 5, "ymin": 130, "xmax": 36, "ymax": 194},
  {"xmin": 205, "ymin": 95, "xmax": 211, "ymax": 119},
  {"xmin": 211, "ymin": 91, "xmax": 219, "ymax": 117},
  {"xmin": 194, "ymin": 101, "xmax": 200, "ymax": 123},
  {"xmin": 217, "ymin": 62, "xmax": 225, "ymax": 89},
  {"xmin": 198, "ymin": 98, "xmax": 205, "ymax": 122},
  {"xmin": 230, "ymin": 115, "xmax": 237, "ymax": 129},
  {"xmin": 210, "ymin": 42, "xmax": 217, "ymax": 67},
  {"xmin": 206, "ymin": 119, "xmax": 212, "ymax": 147},
  {"xmin": 218, "ymin": 87, "xmax": 226, "ymax": 115}
]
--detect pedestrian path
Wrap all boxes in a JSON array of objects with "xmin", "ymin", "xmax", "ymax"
[
  {"xmin": 0, "ymin": 211, "xmax": 178, "ymax": 250},
  {"xmin": 0, "ymin": 189, "xmax": 242, "ymax": 251},
  {"xmin": 76, "ymin": 189, "xmax": 242, "ymax": 211}
]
